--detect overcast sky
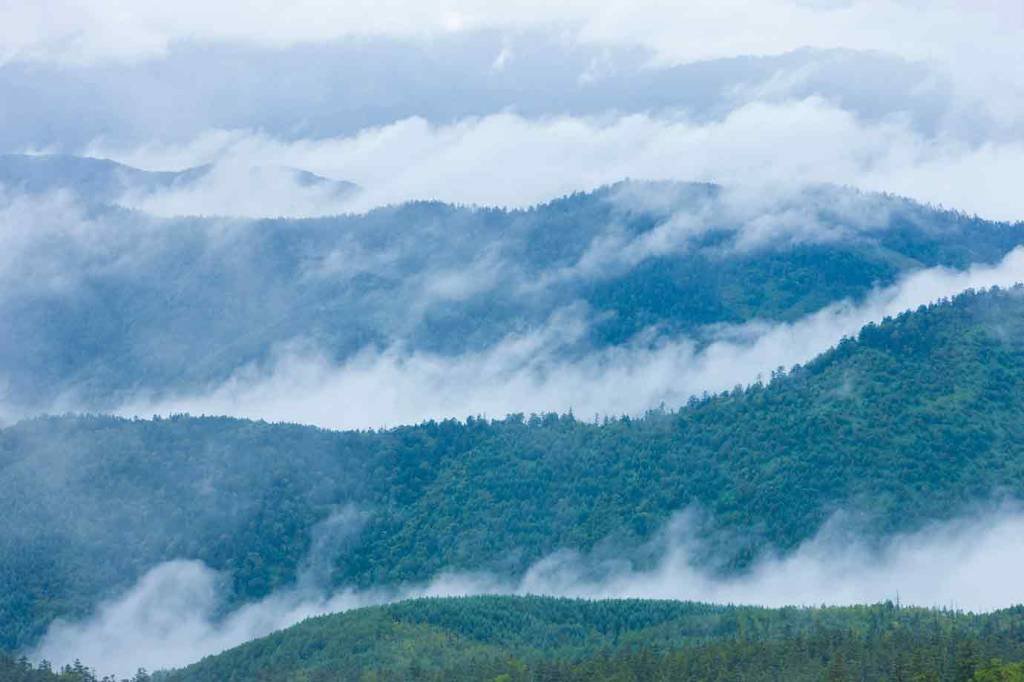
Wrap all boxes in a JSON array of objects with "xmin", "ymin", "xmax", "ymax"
[
  {"xmin": 8, "ymin": 6, "xmax": 1024, "ymax": 673},
  {"xmin": 0, "ymin": 1, "xmax": 1021, "ymax": 220},
  {"xmin": 2, "ymin": 0, "xmax": 1024, "ymax": 426}
]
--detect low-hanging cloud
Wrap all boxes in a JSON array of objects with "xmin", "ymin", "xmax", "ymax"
[
  {"xmin": 32, "ymin": 506, "xmax": 1024, "ymax": 678},
  {"xmin": 4, "ymin": 175, "xmax": 1020, "ymax": 427},
  {"xmin": 513, "ymin": 508, "xmax": 1024, "ymax": 609},
  {"xmin": 117, "ymin": 162, "xmax": 357, "ymax": 219},
  {"xmin": 555, "ymin": 183, "xmax": 898, "ymax": 282},
  {"xmin": 4, "ymin": 1, "xmax": 1022, "ymax": 126},
  {"xmin": 89, "ymin": 100, "xmax": 1024, "ymax": 222},
  {"xmin": 120, "ymin": 246, "xmax": 1024, "ymax": 430},
  {"xmin": 0, "ymin": 187, "xmax": 166, "ymax": 296},
  {"xmin": 31, "ymin": 506, "xmax": 368, "ymax": 676}
]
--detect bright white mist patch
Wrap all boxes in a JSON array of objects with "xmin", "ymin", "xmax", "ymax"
[
  {"xmin": 5, "ymin": 0, "xmax": 1023, "ymax": 125},
  {"xmin": 119, "ymin": 247, "xmax": 1024, "ymax": 430},
  {"xmin": 513, "ymin": 510, "xmax": 1024, "ymax": 609},
  {"xmin": 116, "ymin": 162, "xmax": 357, "ymax": 219},
  {"xmin": 32, "ymin": 509, "xmax": 1024, "ymax": 678},
  {"xmin": 89, "ymin": 101, "xmax": 1024, "ymax": 221}
]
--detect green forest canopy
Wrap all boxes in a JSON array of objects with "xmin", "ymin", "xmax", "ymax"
[
  {"xmin": 162, "ymin": 596, "xmax": 1024, "ymax": 681},
  {"xmin": 4, "ymin": 286, "xmax": 1024, "ymax": 652},
  {"xmin": 4, "ymin": 168, "xmax": 1023, "ymax": 415}
]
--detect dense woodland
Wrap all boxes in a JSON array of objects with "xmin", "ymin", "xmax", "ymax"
[
  {"xmin": 5, "ymin": 35, "xmax": 1024, "ymax": 682},
  {"xmin": 160, "ymin": 596, "xmax": 1024, "ymax": 681},
  {"xmin": 11, "ymin": 594, "xmax": 1024, "ymax": 681},
  {"xmin": 0, "ymin": 655, "xmax": 150, "ymax": 682},
  {"xmin": 6, "ymin": 287, "xmax": 1024, "ymax": 653}
]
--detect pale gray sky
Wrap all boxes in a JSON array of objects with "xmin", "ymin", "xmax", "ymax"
[{"xmin": 1, "ymin": 1, "xmax": 1020, "ymax": 219}]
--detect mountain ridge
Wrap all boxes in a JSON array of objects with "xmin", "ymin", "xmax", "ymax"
[
  {"xmin": 161, "ymin": 595, "xmax": 1024, "ymax": 681},
  {"xmin": 2, "ymin": 161, "xmax": 1022, "ymax": 421},
  {"xmin": 6, "ymin": 286, "xmax": 1024, "ymax": 653}
]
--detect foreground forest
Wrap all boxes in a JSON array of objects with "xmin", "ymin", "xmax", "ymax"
[
  {"xmin": 10, "ymin": 597, "xmax": 1024, "ymax": 681},
  {"xmin": 6, "ymin": 7, "xmax": 1024, "ymax": 679},
  {"xmin": 5, "ymin": 287, "xmax": 1024, "ymax": 652},
  {"xmin": 159, "ymin": 597, "xmax": 1024, "ymax": 681}
]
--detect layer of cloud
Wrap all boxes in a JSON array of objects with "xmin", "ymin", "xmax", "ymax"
[
  {"xmin": 118, "ymin": 162, "xmax": 357, "ymax": 218},
  {"xmin": 560, "ymin": 183, "xmax": 897, "ymax": 280},
  {"xmin": 0, "ymin": 39, "xmax": 957, "ymax": 156},
  {"xmin": 513, "ymin": 508, "xmax": 1024, "ymax": 609},
  {"xmin": 0, "ymin": 188, "xmax": 140, "ymax": 295},
  {"xmin": 90, "ymin": 100, "xmax": 1024, "ymax": 221},
  {"xmin": 119, "ymin": 247, "xmax": 1024, "ymax": 430},
  {"xmin": 2, "ymin": 1, "xmax": 1019, "ymax": 84},
  {"xmin": 33, "ymin": 506, "xmax": 1024, "ymax": 677},
  {"xmin": 5, "ymin": 2, "xmax": 1021, "ymax": 138}
]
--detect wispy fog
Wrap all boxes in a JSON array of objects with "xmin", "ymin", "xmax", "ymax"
[
  {"xmin": 0, "ymin": 39, "xmax": 949, "ymax": 153},
  {"xmin": 88, "ymin": 101, "xmax": 1024, "ymax": 221},
  {"xmin": 4, "ymin": 175, "xmax": 1013, "ymax": 425},
  {"xmin": 4, "ymin": 1, "xmax": 1021, "ymax": 128},
  {"xmin": 117, "ymin": 162, "xmax": 357, "ymax": 219},
  {"xmin": 6, "ymin": 3, "xmax": 1024, "ymax": 680},
  {"xmin": 33, "ymin": 507, "xmax": 1024, "ymax": 677},
  {"xmin": 512, "ymin": 508, "xmax": 1024, "ymax": 608},
  {"xmin": 119, "ymin": 247, "xmax": 1024, "ymax": 430}
]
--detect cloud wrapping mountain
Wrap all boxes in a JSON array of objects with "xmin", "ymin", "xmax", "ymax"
[
  {"xmin": 118, "ymin": 247, "xmax": 1024, "ymax": 429},
  {"xmin": 89, "ymin": 101, "xmax": 1024, "ymax": 221},
  {"xmin": 3, "ymin": 4, "xmax": 1024, "ymax": 677},
  {"xmin": 2, "ymin": 166, "xmax": 1022, "ymax": 427},
  {"xmin": 34, "ymin": 507, "xmax": 1024, "ymax": 677}
]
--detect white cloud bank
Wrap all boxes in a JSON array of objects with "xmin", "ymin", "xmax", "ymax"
[
  {"xmin": 2, "ymin": 1, "xmax": 1020, "ymax": 95},
  {"xmin": 33, "ymin": 507, "xmax": 1024, "ymax": 677},
  {"xmin": 119, "ymin": 163, "xmax": 357, "ymax": 219},
  {"xmin": 120, "ymin": 246, "xmax": 1024, "ymax": 431},
  {"xmin": 5, "ymin": 2, "xmax": 1022, "ymax": 141},
  {"xmin": 96, "ymin": 99, "xmax": 1024, "ymax": 222}
]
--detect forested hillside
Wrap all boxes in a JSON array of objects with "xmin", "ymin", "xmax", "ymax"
[
  {"xmin": 8, "ymin": 4, "xmax": 1024, "ymax": 679},
  {"xmin": 2, "ymin": 156, "xmax": 1022, "ymax": 418},
  {"xmin": 5, "ymin": 287, "xmax": 1024, "ymax": 651},
  {"xmin": 11, "ymin": 597, "xmax": 1024, "ymax": 681},
  {"xmin": 0, "ymin": 656, "xmax": 149, "ymax": 682},
  {"xmin": 164, "ymin": 596, "xmax": 1024, "ymax": 681}
]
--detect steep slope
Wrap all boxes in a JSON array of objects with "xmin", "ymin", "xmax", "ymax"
[
  {"xmin": 1, "ymin": 161, "xmax": 1022, "ymax": 418},
  {"xmin": 360, "ymin": 285, "xmax": 1024, "ymax": 580},
  {"xmin": 5, "ymin": 287, "xmax": 1024, "ymax": 650},
  {"xmin": 163, "ymin": 596, "xmax": 1024, "ymax": 681}
]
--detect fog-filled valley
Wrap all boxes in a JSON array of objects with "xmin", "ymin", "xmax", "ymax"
[
  {"xmin": 3, "ymin": 3, "xmax": 1024, "ymax": 680},
  {"xmin": 6, "ymin": 287, "xmax": 1024, "ymax": 675},
  {"xmin": 3, "ymin": 153, "xmax": 1024, "ymax": 428}
]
